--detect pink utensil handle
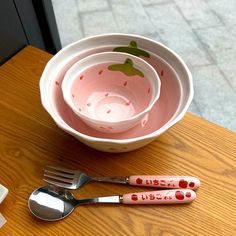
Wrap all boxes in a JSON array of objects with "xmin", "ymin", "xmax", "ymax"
[
  {"xmin": 129, "ymin": 176, "xmax": 200, "ymax": 190},
  {"xmin": 122, "ymin": 189, "xmax": 196, "ymax": 204}
]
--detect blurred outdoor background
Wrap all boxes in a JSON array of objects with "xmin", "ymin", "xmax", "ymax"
[{"xmin": 52, "ymin": 0, "xmax": 236, "ymax": 131}]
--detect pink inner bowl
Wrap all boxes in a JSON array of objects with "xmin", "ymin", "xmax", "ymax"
[
  {"xmin": 50, "ymin": 47, "xmax": 181, "ymax": 139},
  {"xmin": 70, "ymin": 63, "xmax": 153, "ymax": 121}
]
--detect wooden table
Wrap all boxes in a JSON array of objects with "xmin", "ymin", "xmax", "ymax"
[{"xmin": 0, "ymin": 46, "xmax": 235, "ymax": 236}]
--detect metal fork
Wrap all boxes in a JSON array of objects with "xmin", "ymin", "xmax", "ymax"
[
  {"xmin": 43, "ymin": 166, "xmax": 129, "ymax": 189},
  {"xmin": 43, "ymin": 166, "xmax": 200, "ymax": 190}
]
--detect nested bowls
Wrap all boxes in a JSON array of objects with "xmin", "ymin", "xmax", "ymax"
[
  {"xmin": 39, "ymin": 34, "xmax": 193, "ymax": 152},
  {"xmin": 62, "ymin": 52, "xmax": 161, "ymax": 133}
]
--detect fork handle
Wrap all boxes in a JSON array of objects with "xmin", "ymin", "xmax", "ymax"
[
  {"xmin": 122, "ymin": 189, "xmax": 196, "ymax": 204},
  {"xmin": 128, "ymin": 176, "xmax": 200, "ymax": 190},
  {"xmin": 92, "ymin": 176, "xmax": 129, "ymax": 184}
]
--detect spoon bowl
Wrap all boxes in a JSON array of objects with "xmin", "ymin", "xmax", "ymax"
[
  {"xmin": 28, "ymin": 186, "xmax": 76, "ymax": 221},
  {"xmin": 28, "ymin": 185, "xmax": 120, "ymax": 221}
]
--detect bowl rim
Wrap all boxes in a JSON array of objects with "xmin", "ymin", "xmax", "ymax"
[
  {"xmin": 61, "ymin": 51, "xmax": 161, "ymax": 127},
  {"xmin": 40, "ymin": 33, "xmax": 194, "ymax": 144}
]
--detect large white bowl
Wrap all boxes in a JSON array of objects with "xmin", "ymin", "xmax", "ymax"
[{"xmin": 40, "ymin": 34, "xmax": 193, "ymax": 152}]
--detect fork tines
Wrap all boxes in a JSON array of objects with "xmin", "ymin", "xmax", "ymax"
[{"xmin": 43, "ymin": 165, "xmax": 76, "ymax": 189}]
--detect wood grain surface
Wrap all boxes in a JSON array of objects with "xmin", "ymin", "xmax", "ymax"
[{"xmin": 0, "ymin": 46, "xmax": 236, "ymax": 236}]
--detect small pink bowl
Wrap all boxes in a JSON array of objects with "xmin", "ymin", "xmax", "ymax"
[{"xmin": 62, "ymin": 52, "xmax": 161, "ymax": 133}]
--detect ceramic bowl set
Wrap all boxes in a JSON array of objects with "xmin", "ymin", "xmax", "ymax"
[{"xmin": 40, "ymin": 34, "xmax": 193, "ymax": 152}]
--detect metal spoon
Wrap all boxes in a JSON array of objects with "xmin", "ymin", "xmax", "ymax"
[{"xmin": 28, "ymin": 186, "xmax": 196, "ymax": 221}]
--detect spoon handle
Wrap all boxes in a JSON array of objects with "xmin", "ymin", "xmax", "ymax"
[
  {"xmin": 128, "ymin": 176, "xmax": 200, "ymax": 190},
  {"xmin": 87, "ymin": 189, "xmax": 196, "ymax": 205},
  {"xmin": 122, "ymin": 189, "xmax": 196, "ymax": 204}
]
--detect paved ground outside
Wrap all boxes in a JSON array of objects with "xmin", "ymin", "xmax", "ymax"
[{"xmin": 52, "ymin": 0, "xmax": 236, "ymax": 131}]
